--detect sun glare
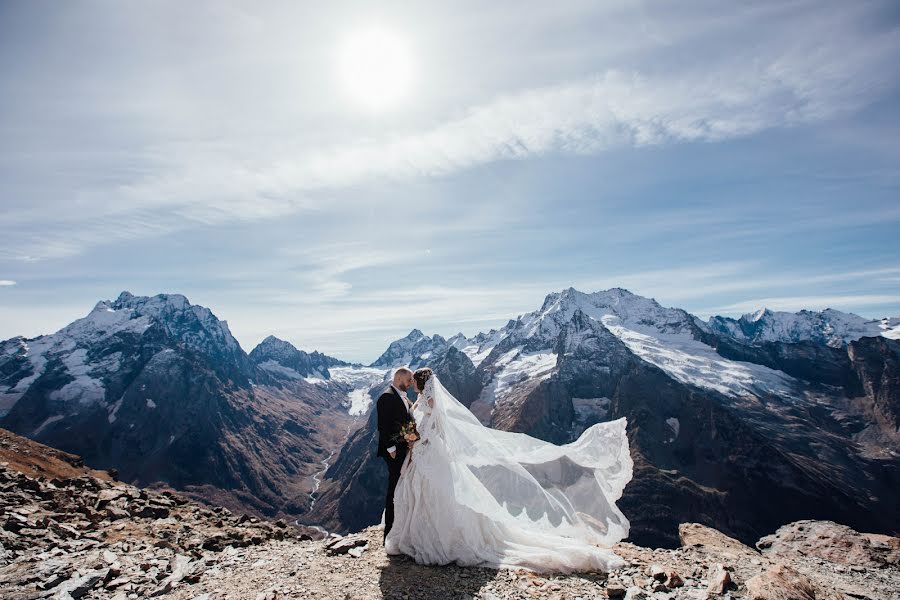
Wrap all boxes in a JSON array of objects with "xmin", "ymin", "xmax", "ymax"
[{"xmin": 338, "ymin": 27, "xmax": 413, "ymax": 111}]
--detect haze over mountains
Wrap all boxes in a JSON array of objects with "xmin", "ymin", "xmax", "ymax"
[{"xmin": 1, "ymin": 288, "xmax": 898, "ymax": 548}]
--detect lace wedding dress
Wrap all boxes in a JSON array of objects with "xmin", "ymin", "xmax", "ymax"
[{"xmin": 383, "ymin": 375, "xmax": 632, "ymax": 573}]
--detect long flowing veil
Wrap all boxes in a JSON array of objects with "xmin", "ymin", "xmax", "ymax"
[{"xmin": 424, "ymin": 375, "xmax": 632, "ymax": 548}]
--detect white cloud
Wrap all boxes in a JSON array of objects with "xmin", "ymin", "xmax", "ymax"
[
  {"xmin": 0, "ymin": 280, "xmax": 16, "ymax": 286},
  {"xmin": 3, "ymin": 3, "xmax": 898, "ymax": 261}
]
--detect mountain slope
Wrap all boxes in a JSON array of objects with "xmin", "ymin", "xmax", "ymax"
[
  {"xmin": 313, "ymin": 288, "xmax": 900, "ymax": 547},
  {"xmin": 3, "ymin": 428, "xmax": 897, "ymax": 599},
  {"xmin": 708, "ymin": 307, "xmax": 896, "ymax": 348},
  {"xmin": 0, "ymin": 292, "xmax": 357, "ymax": 520},
  {"xmin": 250, "ymin": 335, "xmax": 349, "ymax": 382}
]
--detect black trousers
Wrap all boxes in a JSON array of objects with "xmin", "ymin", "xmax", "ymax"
[{"xmin": 383, "ymin": 453, "xmax": 405, "ymax": 541}]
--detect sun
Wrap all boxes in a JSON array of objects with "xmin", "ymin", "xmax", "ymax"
[{"xmin": 338, "ymin": 27, "xmax": 413, "ymax": 111}]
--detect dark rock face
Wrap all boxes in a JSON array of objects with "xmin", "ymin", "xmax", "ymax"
[
  {"xmin": 700, "ymin": 333, "xmax": 862, "ymax": 391},
  {"xmin": 305, "ymin": 407, "xmax": 382, "ymax": 533},
  {"xmin": 427, "ymin": 346, "xmax": 481, "ymax": 407},
  {"xmin": 847, "ymin": 336, "xmax": 900, "ymax": 450}
]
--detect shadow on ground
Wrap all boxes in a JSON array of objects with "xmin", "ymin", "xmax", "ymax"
[{"xmin": 378, "ymin": 554, "xmax": 500, "ymax": 599}]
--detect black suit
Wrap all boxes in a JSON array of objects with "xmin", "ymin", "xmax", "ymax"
[{"xmin": 376, "ymin": 386, "xmax": 414, "ymax": 540}]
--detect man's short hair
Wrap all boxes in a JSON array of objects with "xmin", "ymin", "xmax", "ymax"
[{"xmin": 393, "ymin": 367, "xmax": 413, "ymax": 379}]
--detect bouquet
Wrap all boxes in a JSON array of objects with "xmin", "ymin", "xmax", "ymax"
[{"xmin": 393, "ymin": 420, "xmax": 420, "ymax": 445}]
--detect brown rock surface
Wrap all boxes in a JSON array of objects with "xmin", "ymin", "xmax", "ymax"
[
  {"xmin": 757, "ymin": 520, "xmax": 900, "ymax": 567},
  {"xmin": 680, "ymin": 522, "xmax": 761, "ymax": 561},
  {"xmin": 0, "ymin": 428, "xmax": 897, "ymax": 599},
  {"xmin": 746, "ymin": 563, "xmax": 846, "ymax": 600}
]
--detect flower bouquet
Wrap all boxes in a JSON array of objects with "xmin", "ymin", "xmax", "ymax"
[{"xmin": 393, "ymin": 420, "xmax": 420, "ymax": 445}]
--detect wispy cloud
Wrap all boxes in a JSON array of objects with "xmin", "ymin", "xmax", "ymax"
[
  {"xmin": 2, "ymin": 3, "xmax": 898, "ymax": 261},
  {"xmin": 0, "ymin": 280, "xmax": 16, "ymax": 287}
]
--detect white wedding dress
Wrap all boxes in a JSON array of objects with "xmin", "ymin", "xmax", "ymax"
[{"xmin": 383, "ymin": 375, "xmax": 632, "ymax": 573}]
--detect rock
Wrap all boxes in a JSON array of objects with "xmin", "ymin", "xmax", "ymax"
[
  {"xmin": 664, "ymin": 569, "xmax": 684, "ymax": 588},
  {"xmin": 324, "ymin": 536, "xmax": 367, "ymax": 555},
  {"xmin": 745, "ymin": 563, "xmax": 846, "ymax": 600},
  {"xmin": 105, "ymin": 506, "xmax": 130, "ymax": 521},
  {"xmin": 756, "ymin": 520, "xmax": 900, "ymax": 568},
  {"xmin": 650, "ymin": 564, "xmax": 666, "ymax": 581},
  {"xmin": 606, "ymin": 582, "xmax": 627, "ymax": 598},
  {"xmin": 95, "ymin": 489, "xmax": 126, "ymax": 507},
  {"xmin": 103, "ymin": 550, "xmax": 118, "ymax": 564},
  {"xmin": 707, "ymin": 563, "xmax": 734, "ymax": 595},
  {"xmin": 105, "ymin": 577, "xmax": 131, "ymax": 589},
  {"xmin": 624, "ymin": 587, "xmax": 647, "ymax": 600},
  {"xmin": 679, "ymin": 523, "xmax": 759, "ymax": 561},
  {"xmin": 53, "ymin": 571, "xmax": 104, "ymax": 599}
]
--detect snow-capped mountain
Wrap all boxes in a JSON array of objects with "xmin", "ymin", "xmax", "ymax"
[
  {"xmin": 0, "ymin": 291, "xmax": 250, "ymax": 417},
  {"xmin": 250, "ymin": 335, "xmax": 349, "ymax": 382},
  {"xmin": 2, "ymin": 287, "xmax": 898, "ymax": 548},
  {"xmin": 314, "ymin": 287, "xmax": 900, "ymax": 547},
  {"xmin": 707, "ymin": 307, "xmax": 895, "ymax": 348},
  {"xmin": 0, "ymin": 292, "xmax": 357, "ymax": 521},
  {"xmin": 369, "ymin": 329, "xmax": 450, "ymax": 369}
]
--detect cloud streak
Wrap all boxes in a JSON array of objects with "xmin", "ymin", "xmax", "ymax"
[{"xmin": 2, "ymin": 2, "xmax": 898, "ymax": 261}]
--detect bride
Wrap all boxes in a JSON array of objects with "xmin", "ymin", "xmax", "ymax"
[{"xmin": 384, "ymin": 367, "xmax": 633, "ymax": 573}]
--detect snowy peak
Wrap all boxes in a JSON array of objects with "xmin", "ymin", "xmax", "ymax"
[
  {"xmin": 107, "ymin": 291, "xmax": 242, "ymax": 353},
  {"xmin": 513, "ymin": 287, "xmax": 701, "ymax": 346},
  {"xmin": 369, "ymin": 329, "xmax": 450, "ymax": 369},
  {"xmin": 0, "ymin": 291, "xmax": 254, "ymax": 418},
  {"xmin": 707, "ymin": 307, "xmax": 891, "ymax": 348},
  {"xmin": 447, "ymin": 332, "xmax": 469, "ymax": 349},
  {"xmin": 249, "ymin": 335, "xmax": 346, "ymax": 380}
]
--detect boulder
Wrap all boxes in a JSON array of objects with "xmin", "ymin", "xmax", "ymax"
[
  {"xmin": 679, "ymin": 522, "xmax": 759, "ymax": 561},
  {"xmin": 324, "ymin": 535, "xmax": 368, "ymax": 555},
  {"xmin": 746, "ymin": 563, "xmax": 846, "ymax": 600},
  {"xmin": 756, "ymin": 520, "xmax": 900, "ymax": 568},
  {"xmin": 707, "ymin": 563, "xmax": 735, "ymax": 595}
]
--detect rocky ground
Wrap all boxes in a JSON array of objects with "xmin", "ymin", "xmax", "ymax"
[{"xmin": 0, "ymin": 429, "xmax": 897, "ymax": 599}]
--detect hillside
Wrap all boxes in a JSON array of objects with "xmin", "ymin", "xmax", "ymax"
[
  {"xmin": 2, "ymin": 288, "xmax": 898, "ymax": 550},
  {"xmin": 0, "ymin": 428, "xmax": 897, "ymax": 599},
  {"xmin": 312, "ymin": 288, "xmax": 900, "ymax": 547}
]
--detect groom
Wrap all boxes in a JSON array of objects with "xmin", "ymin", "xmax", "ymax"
[{"xmin": 376, "ymin": 367, "xmax": 416, "ymax": 543}]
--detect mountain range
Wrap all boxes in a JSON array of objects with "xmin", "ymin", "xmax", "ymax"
[{"xmin": 1, "ymin": 288, "xmax": 898, "ymax": 547}]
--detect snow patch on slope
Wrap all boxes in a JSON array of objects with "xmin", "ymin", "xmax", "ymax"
[
  {"xmin": 602, "ymin": 316, "xmax": 801, "ymax": 399},
  {"xmin": 258, "ymin": 360, "xmax": 303, "ymax": 380},
  {"xmin": 329, "ymin": 366, "xmax": 388, "ymax": 415},
  {"xmin": 665, "ymin": 417, "xmax": 680, "ymax": 443}
]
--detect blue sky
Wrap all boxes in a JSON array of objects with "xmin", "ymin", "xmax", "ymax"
[{"xmin": 1, "ymin": 0, "xmax": 899, "ymax": 362}]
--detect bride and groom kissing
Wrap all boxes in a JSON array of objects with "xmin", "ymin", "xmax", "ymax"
[{"xmin": 375, "ymin": 366, "xmax": 635, "ymax": 573}]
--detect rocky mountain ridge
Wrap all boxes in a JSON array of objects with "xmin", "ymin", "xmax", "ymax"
[
  {"xmin": 313, "ymin": 287, "xmax": 900, "ymax": 548},
  {"xmin": 2, "ymin": 287, "xmax": 898, "ymax": 552},
  {"xmin": 0, "ymin": 292, "xmax": 360, "ymax": 526},
  {"xmin": 1, "ymin": 427, "xmax": 897, "ymax": 599},
  {"xmin": 249, "ymin": 335, "xmax": 350, "ymax": 382}
]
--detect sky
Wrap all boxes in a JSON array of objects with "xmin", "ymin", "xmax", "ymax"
[{"xmin": 1, "ymin": 0, "xmax": 899, "ymax": 363}]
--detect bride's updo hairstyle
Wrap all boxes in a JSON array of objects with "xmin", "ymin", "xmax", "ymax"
[{"xmin": 414, "ymin": 367, "xmax": 433, "ymax": 391}]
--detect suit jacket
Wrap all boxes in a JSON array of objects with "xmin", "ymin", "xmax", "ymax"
[{"xmin": 376, "ymin": 386, "xmax": 415, "ymax": 459}]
